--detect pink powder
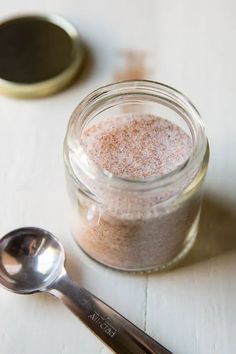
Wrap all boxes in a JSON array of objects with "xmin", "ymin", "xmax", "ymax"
[
  {"xmin": 82, "ymin": 114, "xmax": 192, "ymax": 179},
  {"xmin": 73, "ymin": 114, "xmax": 200, "ymax": 271}
]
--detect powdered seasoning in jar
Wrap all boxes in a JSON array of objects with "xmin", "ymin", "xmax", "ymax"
[{"xmin": 64, "ymin": 81, "xmax": 209, "ymax": 271}]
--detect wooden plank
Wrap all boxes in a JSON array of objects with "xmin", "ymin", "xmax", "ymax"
[{"xmin": 0, "ymin": 0, "xmax": 236, "ymax": 353}]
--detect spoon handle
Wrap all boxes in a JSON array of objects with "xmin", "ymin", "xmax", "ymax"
[{"xmin": 48, "ymin": 272, "xmax": 172, "ymax": 354}]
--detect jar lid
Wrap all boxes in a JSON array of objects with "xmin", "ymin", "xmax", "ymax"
[{"xmin": 0, "ymin": 14, "xmax": 84, "ymax": 98}]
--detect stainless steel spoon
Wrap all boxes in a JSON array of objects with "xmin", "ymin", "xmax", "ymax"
[{"xmin": 0, "ymin": 227, "xmax": 172, "ymax": 354}]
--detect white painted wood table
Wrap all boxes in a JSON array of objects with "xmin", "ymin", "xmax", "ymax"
[{"xmin": 0, "ymin": 1, "xmax": 236, "ymax": 353}]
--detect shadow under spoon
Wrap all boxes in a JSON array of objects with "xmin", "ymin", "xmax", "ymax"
[{"xmin": 0, "ymin": 227, "xmax": 172, "ymax": 354}]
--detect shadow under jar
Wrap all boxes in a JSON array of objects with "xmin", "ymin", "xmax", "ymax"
[{"xmin": 64, "ymin": 80, "xmax": 209, "ymax": 272}]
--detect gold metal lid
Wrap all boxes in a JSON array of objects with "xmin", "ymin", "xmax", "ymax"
[{"xmin": 0, "ymin": 14, "xmax": 84, "ymax": 98}]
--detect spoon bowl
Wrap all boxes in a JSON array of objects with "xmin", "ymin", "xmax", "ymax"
[{"xmin": 0, "ymin": 227, "xmax": 64, "ymax": 294}]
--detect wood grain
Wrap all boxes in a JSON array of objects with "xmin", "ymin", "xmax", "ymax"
[{"xmin": 0, "ymin": 1, "xmax": 236, "ymax": 354}]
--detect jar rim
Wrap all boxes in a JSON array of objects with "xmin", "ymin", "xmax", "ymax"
[{"xmin": 64, "ymin": 80, "xmax": 208, "ymax": 194}]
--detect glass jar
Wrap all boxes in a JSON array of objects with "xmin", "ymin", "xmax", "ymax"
[{"xmin": 64, "ymin": 80, "xmax": 209, "ymax": 272}]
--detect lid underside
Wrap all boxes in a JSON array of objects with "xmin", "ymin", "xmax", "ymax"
[{"xmin": 0, "ymin": 14, "xmax": 83, "ymax": 97}]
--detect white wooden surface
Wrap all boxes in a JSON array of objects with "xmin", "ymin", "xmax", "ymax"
[{"xmin": 0, "ymin": 1, "xmax": 236, "ymax": 353}]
